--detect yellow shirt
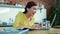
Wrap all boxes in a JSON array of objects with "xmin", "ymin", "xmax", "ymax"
[{"xmin": 13, "ymin": 11, "xmax": 34, "ymax": 28}]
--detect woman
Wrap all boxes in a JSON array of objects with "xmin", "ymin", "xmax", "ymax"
[{"xmin": 13, "ymin": 1, "xmax": 38, "ymax": 28}]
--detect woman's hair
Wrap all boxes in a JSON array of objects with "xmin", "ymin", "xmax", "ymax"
[{"xmin": 23, "ymin": 1, "xmax": 37, "ymax": 14}]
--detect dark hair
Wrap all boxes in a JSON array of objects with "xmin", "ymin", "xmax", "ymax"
[{"xmin": 23, "ymin": 1, "xmax": 37, "ymax": 14}]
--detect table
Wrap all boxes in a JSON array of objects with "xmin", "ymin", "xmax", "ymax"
[
  {"xmin": 0, "ymin": 27, "xmax": 60, "ymax": 34},
  {"xmin": 27, "ymin": 28, "xmax": 60, "ymax": 34}
]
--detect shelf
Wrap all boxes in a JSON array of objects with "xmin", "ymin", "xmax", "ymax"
[
  {"xmin": 0, "ymin": 4, "xmax": 25, "ymax": 8},
  {"xmin": 0, "ymin": 4, "xmax": 40, "ymax": 9}
]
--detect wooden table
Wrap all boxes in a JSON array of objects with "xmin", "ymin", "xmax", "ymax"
[
  {"xmin": 0, "ymin": 27, "xmax": 60, "ymax": 34},
  {"xmin": 27, "ymin": 28, "xmax": 60, "ymax": 34}
]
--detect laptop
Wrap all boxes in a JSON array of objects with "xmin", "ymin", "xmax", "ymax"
[{"xmin": 51, "ymin": 14, "xmax": 60, "ymax": 28}]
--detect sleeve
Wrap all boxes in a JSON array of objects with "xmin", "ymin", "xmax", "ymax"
[{"xmin": 13, "ymin": 12, "xmax": 22, "ymax": 28}]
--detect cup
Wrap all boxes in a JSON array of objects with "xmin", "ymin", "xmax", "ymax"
[{"xmin": 39, "ymin": 23, "xmax": 43, "ymax": 28}]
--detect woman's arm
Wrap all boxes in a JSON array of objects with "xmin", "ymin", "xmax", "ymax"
[{"xmin": 30, "ymin": 24, "xmax": 41, "ymax": 29}]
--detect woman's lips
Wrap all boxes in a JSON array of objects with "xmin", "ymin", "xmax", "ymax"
[{"xmin": 33, "ymin": 13, "xmax": 35, "ymax": 15}]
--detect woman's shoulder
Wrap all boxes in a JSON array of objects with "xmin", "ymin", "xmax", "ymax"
[
  {"xmin": 18, "ymin": 11, "xmax": 23, "ymax": 14},
  {"xmin": 17, "ymin": 11, "xmax": 23, "ymax": 15},
  {"xmin": 16, "ymin": 11, "xmax": 25, "ymax": 17}
]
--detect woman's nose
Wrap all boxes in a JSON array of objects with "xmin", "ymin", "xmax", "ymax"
[{"xmin": 34, "ymin": 11, "xmax": 36, "ymax": 13}]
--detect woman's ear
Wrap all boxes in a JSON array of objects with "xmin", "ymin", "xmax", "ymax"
[{"xmin": 27, "ymin": 8, "xmax": 30, "ymax": 11}]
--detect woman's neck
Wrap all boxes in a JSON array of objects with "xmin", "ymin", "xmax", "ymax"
[
  {"xmin": 25, "ymin": 13, "xmax": 32, "ymax": 21},
  {"xmin": 26, "ymin": 12, "xmax": 31, "ymax": 19}
]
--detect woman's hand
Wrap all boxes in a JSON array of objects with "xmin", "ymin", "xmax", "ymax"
[
  {"xmin": 31, "ymin": 24, "xmax": 43, "ymax": 29},
  {"xmin": 30, "ymin": 24, "xmax": 39, "ymax": 29}
]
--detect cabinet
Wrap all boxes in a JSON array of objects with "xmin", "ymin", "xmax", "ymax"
[{"xmin": 0, "ymin": 4, "xmax": 25, "ymax": 27}]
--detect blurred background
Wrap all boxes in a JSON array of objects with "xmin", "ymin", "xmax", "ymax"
[
  {"xmin": 0, "ymin": 0, "xmax": 60, "ymax": 28},
  {"xmin": 0, "ymin": 0, "xmax": 60, "ymax": 34}
]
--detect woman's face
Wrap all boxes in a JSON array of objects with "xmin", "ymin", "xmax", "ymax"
[{"xmin": 27, "ymin": 6, "xmax": 38, "ymax": 16}]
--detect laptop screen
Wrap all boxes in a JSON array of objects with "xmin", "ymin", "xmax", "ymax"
[{"xmin": 51, "ymin": 14, "xmax": 60, "ymax": 27}]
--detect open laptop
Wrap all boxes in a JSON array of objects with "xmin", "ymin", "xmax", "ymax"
[{"xmin": 52, "ymin": 14, "xmax": 60, "ymax": 28}]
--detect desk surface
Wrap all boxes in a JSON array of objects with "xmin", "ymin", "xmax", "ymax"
[{"xmin": 27, "ymin": 28, "xmax": 60, "ymax": 34}]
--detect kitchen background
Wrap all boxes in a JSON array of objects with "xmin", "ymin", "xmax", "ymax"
[
  {"xmin": 0, "ymin": 0, "xmax": 60, "ymax": 34},
  {"xmin": 0, "ymin": 4, "xmax": 46, "ymax": 25},
  {"xmin": 0, "ymin": 0, "xmax": 58, "ymax": 27}
]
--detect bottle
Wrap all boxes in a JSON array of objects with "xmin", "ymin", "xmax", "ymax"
[
  {"xmin": 42, "ymin": 18, "xmax": 46, "ymax": 26},
  {"xmin": 47, "ymin": 21, "xmax": 50, "ymax": 29},
  {"xmin": 42, "ymin": 18, "xmax": 47, "ymax": 29},
  {"xmin": 0, "ymin": 20, "xmax": 2, "ymax": 24},
  {"xmin": 9, "ymin": 18, "xmax": 13, "ymax": 25}
]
